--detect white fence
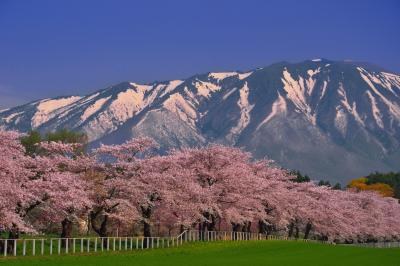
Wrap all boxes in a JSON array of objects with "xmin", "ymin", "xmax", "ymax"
[
  {"xmin": 0, "ymin": 232, "xmax": 185, "ymax": 257},
  {"xmin": 0, "ymin": 230, "xmax": 331, "ymax": 258}
]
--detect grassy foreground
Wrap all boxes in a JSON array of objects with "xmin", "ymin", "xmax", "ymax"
[{"xmin": 0, "ymin": 240, "xmax": 399, "ymax": 266}]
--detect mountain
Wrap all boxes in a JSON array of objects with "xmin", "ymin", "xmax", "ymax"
[{"xmin": 1, "ymin": 59, "xmax": 400, "ymax": 183}]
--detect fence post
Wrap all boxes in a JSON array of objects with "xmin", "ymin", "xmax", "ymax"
[
  {"xmin": 58, "ymin": 239, "xmax": 61, "ymax": 255},
  {"xmin": 32, "ymin": 239, "xmax": 36, "ymax": 256},
  {"xmin": 95, "ymin": 238, "xmax": 97, "ymax": 252},
  {"xmin": 87, "ymin": 238, "xmax": 90, "ymax": 253},
  {"xmin": 3, "ymin": 240, "xmax": 7, "ymax": 257},
  {"xmin": 14, "ymin": 240, "xmax": 17, "ymax": 256},
  {"xmin": 49, "ymin": 239, "xmax": 52, "ymax": 255}
]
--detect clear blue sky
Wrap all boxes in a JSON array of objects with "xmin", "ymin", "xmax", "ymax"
[{"xmin": 0, "ymin": 0, "xmax": 399, "ymax": 108}]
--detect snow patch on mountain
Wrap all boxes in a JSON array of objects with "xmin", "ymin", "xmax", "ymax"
[
  {"xmin": 307, "ymin": 68, "xmax": 321, "ymax": 77},
  {"xmin": 357, "ymin": 68, "xmax": 398, "ymax": 96},
  {"xmin": 108, "ymin": 88, "xmax": 145, "ymax": 123},
  {"xmin": 222, "ymin": 87, "xmax": 238, "ymax": 100},
  {"xmin": 194, "ymin": 80, "xmax": 221, "ymax": 98},
  {"xmin": 229, "ymin": 82, "xmax": 254, "ymax": 139},
  {"xmin": 81, "ymin": 86, "xmax": 151, "ymax": 141},
  {"xmin": 381, "ymin": 72, "xmax": 400, "ymax": 93},
  {"xmin": 32, "ymin": 96, "xmax": 81, "ymax": 128},
  {"xmin": 163, "ymin": 93, "xmax": 198, "ymax": 126},
  {"xmin": 282, "ymin": 69, "xmax": 308, "ymax": 111},
  {"xmin": 81, "ymin": 96, "xmax": 112, "ymax": 122},
  {"xmin": 80, "ymin": 92, "xmax": 100, "ymax": 104},
  {"xmin": 320, "ymin": 81, "xmax": 328, "ymax": 100},
  {"xmin": 256, "ymin": 92, "xmax": 287, "ymax": 130},
  {"xmin": 337, "ymin": 83, "xmax": 365, "ymax": 127},
  {"xmin": 358, "ymin": 68, "xmax": 400, "ymax": 120},
  {"xmin": 238, "ymin": 72, "xmax": 253, "ymax": 80},
  {"xmin": 334, "ymin": 107, "xmax": 348, "ymax": 135},
  {"xmin": 159, "ymin": 80, "xmax": 184, "ymax": 98},
  {"xmin": 366, "ymin": 91, "xmax": 384, "ymax": 128},
  {"xmin": 281, "ymin": 69, "xmax": 316, "ymax": 125},
  {"xmin": 183, "ymin": 87, "xmax": 200, "ymax": 105},
  {"xmin": 3, "ymin": 111, "xmax": 24, "ymax": 123},
  {"xmin": 209, "ymin": 72, "xmax": 237, "ymax": 81},
  {"xmin": 129, "ymin": 83, "xmax": 152, "ymax": 93},
  {"xmin": 82, "ymin": 113, "xmax": 116, "ymax": 141},
  {"xmin": 306, "ymin": 67, "xmax": 320, "ymax": 95}
]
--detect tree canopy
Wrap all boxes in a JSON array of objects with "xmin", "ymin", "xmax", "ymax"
[{"xmin": 1, "ymin": 129, "xmax": 400, "ymax": 245}]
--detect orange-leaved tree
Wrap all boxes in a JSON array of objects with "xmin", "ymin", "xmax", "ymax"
[{"xmin": 347, "ymin": 177, "xmax": 394, "ymax": 197}]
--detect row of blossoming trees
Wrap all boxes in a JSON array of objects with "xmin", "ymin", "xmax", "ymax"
[{"xmin": 1, "ymin": 130, "xmax": 400, "ymax": 245}]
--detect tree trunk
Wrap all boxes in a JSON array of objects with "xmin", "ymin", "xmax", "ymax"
[
  {"xmin": 258, "ymin": 220, "xmax": 266, "ymax": 234},
  {"xmin": 141, "ymin": 206, "xmax": 153, "ymax": 248},
  {"xmin": 295, "ymin": 226, "xmax": 299, "ymax": 239},
  {"xmin": 61, "ymin": 218, "xmax": 73, "ymax": 238},
  {"xmin": 244, "ymin": 222, "xmax": 251, "ymax": 232},
  {"xmin": 142, "ymin": 221, "xmax": 151, "ymax": 248},
  {"xmin": 232, "ymin": 223, "xmax": 241, "ymax": 232},
  {"xmin": 206, "ymin": 215, "xmax": 216, "ymax": 231},
  {"xmin": 198, "ymin": 223, "xmax": 205, "ymax": 241},
  {"xmin": 288, "ymin": 222, "xmax": 294, "ymax": 238},
  {"xmin": 86, "ymin": 214, "xmax": 91, "ymax": 236},
  {"xmin": 232, "ymin": 223, "xmax": 241, "ymax": 240},
  {"xmin": 304, "ymin": 222, "xmax": 312, "ymax": 239},
  {"xmin": 61, "ymin": 218, "xmax": 73, "ymax": 247},
  {"xmin": 143, "ymin": 221, "xmax": 151, "ymax": 238},
  {"xmin": 90, "ymin": 211, "xmax": 109, "ymax": 238}
]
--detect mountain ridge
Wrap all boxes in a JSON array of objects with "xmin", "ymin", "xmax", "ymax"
[{"xmin": 1, "ymin": 59, "xmax": 400, "ymax": 183}]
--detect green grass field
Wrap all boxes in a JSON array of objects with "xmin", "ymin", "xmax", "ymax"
[{"xmin": 0, "ymin": 240, "xmax": 399, "ymax": 266}]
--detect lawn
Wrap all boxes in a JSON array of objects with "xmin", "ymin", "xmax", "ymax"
[{"xmin": 0, "ymin": 240, "xmax": 399, "ymax": 266}]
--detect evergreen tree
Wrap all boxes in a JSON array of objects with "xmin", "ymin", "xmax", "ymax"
[
  {"xmin": 318, "ymin": 180, "xmax": 331, "ymax": 187},
  {"xmin": 332, "ymin": 183, "xmax": 342, "ymax": 190},
  {"xmin": 21, "ymin": 129, "xmax": 87, "ymax": 157},
  {"xmin": 290, "ymin": 170, "xmax": 311, "ymax": 183}
]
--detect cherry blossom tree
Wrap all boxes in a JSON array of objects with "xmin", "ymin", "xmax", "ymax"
[
  {"xmin": 89, "ymin": 137, "xmax": 156, "ymax": 238},
  {"xmin": 0, "ymin": 131, "xmax": 93, "ymax": 244},
  {"xmin": 0, "ymin": 131, "xmax": 38, "ymax": 236},
  {"xmin": 23, "ymin": 141, "xmax": 93, "ymax": 239},
  {"xmin": 1, "ymin": 129, "xmax": 400, "ymax": 245},
  {"xmin": 171, "ymin": 145, "xmax": 269, "ymax": 235}
]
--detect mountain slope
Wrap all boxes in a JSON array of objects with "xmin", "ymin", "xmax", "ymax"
[{"xmin": 1, "ymin": 59, "xmax": 400, "ymax": 183}]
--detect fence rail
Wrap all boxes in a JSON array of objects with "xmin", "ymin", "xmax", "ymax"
[
  {"xmin": 1, "ymin": 230, "xmax": 391, "ymax": 258},
  {"xmin": 0, "ymin": 234, "xmax": 185, "ymax": 257}
]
